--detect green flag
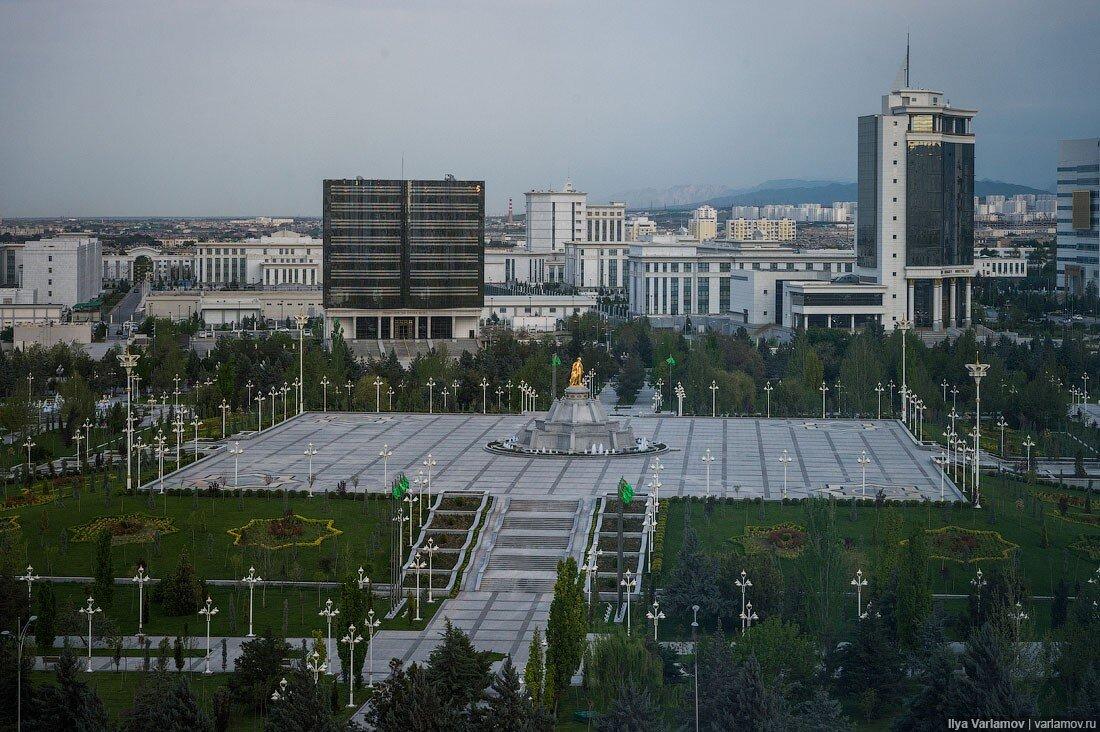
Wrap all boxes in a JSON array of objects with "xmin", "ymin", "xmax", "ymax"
[
  {"xmin": 618, "ymin": 477, "xmax": 634, "ymax": 504},
  {"xmin": 392, "ymin": 474, "xmax": 410, "ymax": 499},
  {"xmin": 551, "ymin": 354, "xmax": 562, "ymax": 367},
  {"xmin": 665, "ymin": 355, "xmax": 676, "ymax": 366}
]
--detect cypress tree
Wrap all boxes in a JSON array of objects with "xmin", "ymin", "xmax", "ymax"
[{"xmin": 92, "ymin": 529, "xmax": 114, "ymax": 606}]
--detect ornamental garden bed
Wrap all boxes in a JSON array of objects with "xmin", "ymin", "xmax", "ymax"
[
  {"xmin": 227, "ymin": 512, "xmax": 342, "ymax": 550},
  {"xmin": 0, "ymin": 516, "xmax": 19, "ymax": 533},
  {"xmin": 401, "ymin": 573, "xmax": 453, "ymax": 590},
  {"xmin": 422, "ymin": 530, "xmax": 468, "ymax": 550},
  {"xmin": 70, "ymin": 513, "xmax": 179, "ymax": 546},
  {"xmin": 742, "ymin": 523, "xmax": 807, "ymax": 559},
  {"xmin": 1069, "ymin": 534, "xmax": 1099, "ymax": 560},
  {"xmin": 417, "ymin": 551, "xmax": 459, "ymax": 571},
  {"xmin": 924, "ymin": 526, "xmax": 1018, "ymax": 563},
  {"xmin": 599, "ymin": 516, "xmax": 644, "ymax": 533},
  {"xmin": 597, "ymin": 553, "xmax": 640, "ymax": 572},
  {"xmin": 3, "ymin": 489, "xmax": 57, "ymax": 511},
  {"xmin": 425, "ymin": 511, "xmax": 476, "ymax": 531},
  {"xmin": 597, "ymin": 535, "xmax": 641, "ymax": 553},
  {"xmin": 436, "ymin": 495, "xmax": 482, "ymax": 511}
]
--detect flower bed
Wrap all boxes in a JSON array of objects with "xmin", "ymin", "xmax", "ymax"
[
  {"xmin": 0, "ymin": 516, "xmax": 19, "ymax": 533},
  {"xmin": 426, "ymin": 512, "xmax": 476, "ymax": 531},
  {"xmin": 597, "ymin": 536, "xmax": 641, "ymax": 553},
  {"xmin": 423, "ymin": 531, "xmax": 468, "ymax": 550},
  {"xmin": 924, "ymin": 526, "xmax": 1018, "ymax": 563},
  {"xmin": 1070, "ymin": 534, "xmax": 1100, "ymax": 561},
  {"xmin": 2, "ymin": 489, "xmax": 57, "ymax": 511},
  {"xmin": 70, "ymin": 514, "xmax": 179, "ymax": 546},
  {"xmin": 436, "ymin": 495, "xmax": 482, "ymax": 511},
  {"xmin": 227, "ymin": 513, "xmax": 342, "ymax": 550},
  {"xmin": 742, "ymin": 523, "xmax": 807, "ymax": 559}
]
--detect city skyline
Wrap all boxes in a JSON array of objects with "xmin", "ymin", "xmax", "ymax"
[{"xmin": 1, "ymin": 0, "xmax": 1098, "ymax": 217}]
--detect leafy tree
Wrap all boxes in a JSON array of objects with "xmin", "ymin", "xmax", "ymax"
[
  {"xmin": 151, "ymin": 552, "xmax": 204, "ymax": 616},
  {"xmin": 893, "ymin": 648, "xmax": 956, "ymax": 732},
  {"xmin": 425, "ymin": 618, "xmax": 493, "ymax": 713},
  {"xmin": 35, "ymin": 581, "xmax": 57, "ymax": 652},
  {"xmin": 796, "ymin": 498, "xmax": 843, "ymax": 647},
  {"xmin": 92, "ymin": 530, "xmax": 114, "ymax": 606},
  {"xmin": 793, "ymin": 689, "xmax": 851, "ymax": 732},
  {"xmin": 584, "ymin": 631, "xmax": 663, "ymax": 711},
  {"xmin": 948, "ymin": 623, "xmax": 1038, "ymax": 719},
  {"xmin": 524, "ymin": 627, "xmax": 548, "ymax": 710},
  {"xmin": 896, "ymin": 528, "xmax": 932, "ymax": 649},
  {"xmin": 597, "ymin": 682, "xmax": 662, "ymax": 732},
  {"xmin": 730, "ymin": 617, "xmax": 817, "ymax": 686},
  {"xmin": 121, "ymin": 672, "xmax": 213, "ymax": 731},
  {"xmin": 23, "ymin": 644, "xmax": 110, "ymax": 731},
  {"xmin": 717, "ymin": 551, "xmax": 783, "ymax": 633},
  {"xmin": 472, "ymin": 656, "xmax": 552, "ymax": 732},
  {"xmin": 228, "ymin": 630, "xmax": 290, "ymax": 712},
  {"xmin": 363, "ymin": 659, "xmax": 455, "ymax": 730},
  {"xmin": 836, "ymin": 612, "xmax": 904, "ymax": 716},
  {"xmin": 546, "ymin": 557, "xmax": 586, "ymax": 706},
  {"xmin": 264, "ymin": 666, "xmax": 341, "ymax": 732},
  {"xmin": 662, "ymin": 526, "xmax": 718, "ymax": 619},
  {"xmin": 335, "ymin": 577, "xmax": 368, "ymax": 685}
]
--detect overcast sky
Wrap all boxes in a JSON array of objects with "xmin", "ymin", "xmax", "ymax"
[{"xmin": 1, "ymin": 0, "xmax": 1097, "ymax": 217}]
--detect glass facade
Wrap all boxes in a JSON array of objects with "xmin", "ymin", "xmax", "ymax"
[
  {"xmin": 790, "ymin": 291, "xmax": 883, "ymax": 307},
  {"xmin": 856, "ymin": 115, "xmax": 879, "ymax": 269},
  {"xmin": 905, "ymin": 141, "xmax": 974, "ymax": 267},
  {"xmin": 323, "ymin": 178, "xmax": 484, "ymax": 310}
]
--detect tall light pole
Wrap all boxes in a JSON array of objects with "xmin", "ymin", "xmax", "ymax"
[
  {"xmin": 82, "ymin": 418, "xmax": 92, "ymax": 465},
  {"xmin": 820, "ymin": 382, "xmax": 829, "ymax": 419},
  {"xmin": 281, "ymin": 382, "xmax": 289, "ymax": 422},
  {"xmin": 971, "ymin": 568, "xmax": 987, "ymax": 619},
  {"xmin": 1, "ymin": 616, "xmax": 36, "ymax": 730},
  {"xmin": 22, "ymin": 436, "xmax": 34, "ymax": 478},
  {"xmin": 941, "ymin": 379, "xmax": 949, "ymax": 403},
  {"xmin": 255, "ymin": 393, "xmax": 264, "ymax": 431},
  {"xmin": 79, "ymin": 596, "xmax": 102, "ymax": 672},
  {"xmin": 851, "ymin": 569, "xmax": 868, "ymax": 619},
  {"xmin": 709, "ymin": 380, "xmax": 718, "ymax": 417},
  {"xmin": 321, "ymin": 376, "xmax": 330, "ymax": 412},
  {"xmin": 344, "ymin": 381, "xmax": 353, "ymax": 411},
  {"xmin": 937, "ymin": 452, "xmax": 947, "ymax": 500},
  {"xmin": 426, "ymin": 378, "xmax": 436, "ymax": 414},
  {"xmin": 996, "ymin": 416, "xmax": 1008, "ymax": 458},
  {"xmin": 763, "ymin": 381, "xmax": 773, "ymax": 418},
  {"xmin": 739, "ymin": 601, "xmax": 758, "ymax": 632},
  {"xmin": 229, "ymin": 441, "xmax": 243, "ymax": 490},
  {"xmin": 735, "ymin": 569, "xmax": 752, "ymax": 634},
  {"xmin": 199, "ymin": 596, "xmax": 219, "ymax": 674},
  {"xmin": 875, "ymin": 382, "xmax": 884, "ymax": 419},
  {"xmin": 645, "ymin": 600, "xmax": 665, "ymax": 641},
  {"xmin": 364, "ymin": 609, "xmax": 381, "ymax": 687},
  {"xmin": 1022, "ymin": 436, "xmax": 1035, "ymax": 471},
  {"xmin": 304, "ymin": 442, "xmax": 318, "ymax": 498},
  {"xmin": 219, "ymin": 399, "xmax": 229, "ymax": 438},
  {"xmin": 702, "ymin": 449, "xmax": 714, "ymax": 498},
  {"xmin": 451, "ymin": 380, "xmax": 460, "ymax": 412},
  {"xmin": 18, "ymin": 565, "xmax": 38, "ymax": 600},
  {"xmin": 319, "ymin": 598, "xmax": 339, "ymax": 674},
  {"xmin": 242, "ymin": 567, "xmax": 262, "ymax": 637},
  {"xmin": 898, "ymin": 319, "xmax": 912, "ymax": 424},
  {"xmin": 132, "ymin": 564, "xmax": 150, "ymax": 638},
  {"xmin": 379, "ymin": 445, "xmax": 393, "ymax": 489},
  {"xmin": 295, "ymin": 313, "xmax": 308, "ymax": 413},
  {"xmin": 422, "ymin": 454, "xmax": 436, "ymax": 508},
  {"xmin": 778, "ymin": 449, "xmax": 792, "ymax": 499},
  {"xmin": 341, "ymin": 625, "xmax": 363, "ymax": 708},
  {"xmin": 858, "ymin": 450, "xmax": 871, "ymax": 496},
  {"xmin": 480, "ymin": 378, "xmax": 489, "ymax": 414},
  {"xmin": 118, "ymin": 350, "xmax": 139, "ymax": 492},
  {"xmin": 674, "ymin": 382, "xmax": 685, "ymax": 417},
  {"xmin": 620, "ymin": 570, "xmax": 636, "ymax": 635},
  {"xmin": 424, "ymin": 538, "xmax": 439, "ymax": 603},
  {"xmin": 154, "ymin": 430, "xmax": 166, "ymax": 494},
  {"xmin": 692, "ymin": 605, "xmax": 700, "ymax": 732},
  {"xmin": 306, "ymin": 650, "xmax": 327, "ymax": 684},
  {"xmin": 966, "ymin": 359, "xmax": 989, "ymax": 509},
  {"xmin": 411, "ymin": 551, "xmax": 426, "ymax": 621}
]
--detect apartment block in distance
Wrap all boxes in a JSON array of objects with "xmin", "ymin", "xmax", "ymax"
[
  {"xmin": 323, "ymin": 177, "xmax": 484, "ymax": 343},
  {"xmin": 1056, "ymin": 138, "xmax": 1099, "ymax": 296}
]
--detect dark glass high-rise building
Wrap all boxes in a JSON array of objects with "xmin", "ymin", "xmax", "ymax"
[{"xmin": 323, "ymin": 178, "xmax": 484, "ymax": 341}]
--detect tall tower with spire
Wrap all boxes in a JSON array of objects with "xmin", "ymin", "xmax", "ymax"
[{"xmin": 855, "ymin": 51, "xmax": 978, "ymax": 332}]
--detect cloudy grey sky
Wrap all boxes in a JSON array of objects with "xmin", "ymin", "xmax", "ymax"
[{"xmin": 1, "ymin": 0, "xmax": 1097, "ymax": 216}]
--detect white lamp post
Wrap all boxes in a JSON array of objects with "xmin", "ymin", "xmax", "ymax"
[
  {"xmin": 451, "ymin": 380, "xmax": 460, "ymax": 411},
  {"xmin": 191, "ymin": 415, "xmax": 200, "ymax": 460},
  {"xmin": 364, "ymin": 609, "xmax": 381, "ymax": 687},
  {"xmin": 293, "ymin": 313, "xmax": 308, "ymax": 414},
  {"xmin": 255, "ymin": 393, "xmax": 264, "ymax": 431},
  {"xmin": 971, "ymin": 568, "xmax": 988, "ymax": 617},
  {"xmin": 735, "ymin": 569, "xmax": 752, "ymax": 634},
  {"xmin": 321, "ymin": 376, "xmax": 330, "ymax": 412},
  {"xmin": 966, "ymin": 360, "xmax": 989, "ymax": 509},
  {"xmin": 229, "ymin": 441, "xmax": 243, "ymax": 490},
  {"xmin": 898, "ymin": 319, "xmax": 911, "ymax": 423},
  {"xmin": 341, "ymin": 625, "xmax": 363, "ymax": 708},
  {"xmin": 702, "ymin": 449, "xmax": 714, "ymax": 498},
  {"xmin": 582, "ymin": 550, "xmax": 599, "ymax": 606},
  {"xmin": 739, "ymin": 601, "xmax": 758, "ymax": 632},
  {"xmin": 875, "ymin": 381, "xmax": 885, "ymax": 419},
  {"xmin": 480, "ymin": 378, "xmax": 489, "ymax": 414},
  {"xmin": 154, "ymin": 430, "xmax": 166, "ymax": 494},
  {"xmin": 996, "ymin": 415, "xmax": 1008, "ymax": 457},
  {"xmin": 18, "ymin": 565, "xmax": 38, "ymax": 600},
  {"xmin": 674, "ymin": 382, "xmax": 685, "ymax": 417},
  {"xmin": 306, "ymin": 649, "xmax": 327, "ymax": 685},
  {"xmin": 118, "ymin": 350, "xmax": 139, "ymax": 491},
  {"xmin": 374, "ymin": 377, "xmax": 382, "ymax": 413},
  {"xmin": 73, "ymin": 431, "xmax": 83, "ymax": 471},
  {"xmin": 424, "ymin": 538, "xmax": 439, "ymax": 603},
  {"xmin": 778, "ymin": 449, "xmax": 792, "ymax": 499},
  {"xmin": 709, "ymin": 380, "xmax": 718, "ymax": 417},
  {"xmin": 242, "ymin": 566, "xmax": 262, "ymax": 637},
  {"xmin": 764, "ymin": 381, "xmax": 773, "ymax": 418},
  {"xmin": 645, "ymin": 600, "xmax": 665, "ymax": 641},
  {"xmin": 411, "ymin": 551, "xmax": 426, "ymax": 621},
  {"xmin": 83, "ymin": 418, "xmax": 92, "ymax": 464},
  {"xmin": 857, "ymin": 450, "xmax": 871, "ymax": 497},
  {"xmin": 79, "ymin": 596, "xmax": 102, "ymax": 672},
  {"xmin": 281, "ymin": 382, "xmax": 289, "ymax": 422},
  {"xmin": 1022, "ymin": 435, "xmax": 1035, "ymax": 471},
  {"xmin": 271, "ymin": 677, "xmax": 288, "ymax": 703},
  {"xmin": 134, "ymin": 436, "xmax": 145, "ymax": 485},
  {"xmin": 303, "ymin": 442, "xmax": 318, "ymax": 498},
  {"xmin": 319, "ymin": 598, "xmax": 339, "ymax": 673},
  {"xmin": 820, "ymin": 382, "xmax": 829, "ymax": 419},
  {"xmin": 132, "ymin": 564, "xmax": 150, "ymax": 637},
  {"xmin": 851, "ymin": 569, "xmax": 868, "ymax": 619},
  {"xmin": 379, "ymin": 444, "xmax": 393, "ymax": 489},
  {"xmin": 422, "ymin": 454, "xmax": 436, "ymax": 508},
  {"xmin": 199, "ymin": 596, "xmax": 219, "ymax": 674},
  {"xmin": 22, "ymin": 436, "xmax": 35, "ymax": 478},
  {"xmin": 620, "ymin": 570, "xmax": 636, "ymax": 635},
  {"xmin": 426, "ymin": 378, "xmax": 436, "ymax": 414},
  {"xmin": 937, "ymin": 452, "xmax": 947, "ymax": 500},
  {"xmin": 219, "ymin": 399, "xmax": 229, "ymax": 438}
]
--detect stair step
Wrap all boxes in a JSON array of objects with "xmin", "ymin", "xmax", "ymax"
[
  {"xmin": 508, "ymin": 499, "xmax": 579, "ymax": 513},
  {"xmin": 503, "ymin": 516, "xmax": 572, "ymax": 531},
  {"xmin": 495, "ymin": 534, "xmax": 569, "ymax": 549},
  {"xmin": 487, "ymin": 555, "xmax": 562, "ymax": 571},
  {"xmin": 480, "ymin": 577, "xmax": 555, "ymax": 593}
]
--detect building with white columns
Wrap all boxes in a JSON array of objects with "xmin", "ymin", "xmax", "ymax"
[{"xmin": 855, "ymin": 78, "xmax": 977, "ymax": 331}]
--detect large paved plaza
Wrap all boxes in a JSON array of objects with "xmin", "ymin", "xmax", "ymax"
[{"xmin": 170, "ymin": 411, "xmax": 960, "ymax": 502}]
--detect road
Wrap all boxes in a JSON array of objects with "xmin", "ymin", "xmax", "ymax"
[{"xmin": 107, "ymin": 285, "xmax": 143, "ymax": 331}]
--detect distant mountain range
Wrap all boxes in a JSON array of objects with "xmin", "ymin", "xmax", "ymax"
[{"xmin": 616, "ymin": 179, "xmax": 1053, "ymax": 210}]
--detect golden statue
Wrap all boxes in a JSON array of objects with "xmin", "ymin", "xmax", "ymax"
[{"xmin": 568, "ymin": 356, "xmax": 585, "ymax": 388}]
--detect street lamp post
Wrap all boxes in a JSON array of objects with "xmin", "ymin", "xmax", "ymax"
[
  {"xmin": 132, "ymin": 564, "xmax": 150, "ymax": 637},
  {"xmin": 379, "ymin": 444, "xmax": 393, "ymax": 489},
  {"xmin": 411, "ymin": 551, "xmax": 426, "ymax": 621},
  {"xmin": 219, "ymin": 399, "xmax": 229, "ymax": 438},
  {"xmin": 319, "ymin": 598, "xmax": 340, "ymax": 674},
  {"xmin": 764, "ymin": 381, "xmax": 773, "ymax": 418},
  {"xmin": 997, "ymin": 416, "xmax": 1008, "ymax": 458},
  {"xmin": 620, "ymin": 570, "xmax": 636, "ymax": 635},
  {"xmin": 321, "ymin": 376, "xmax": 330, "ymax": 412},
  {"xmin": 242, "ymin": 567, "xmax": 262, "ymax": 637},
  {"xmin": 154, "ymin": 430, "xmax": 166, "ymax": 493},
  {"xmin": 229, "ymin": 441, "xmax": 243, "ymax": 490},
  {"xmin": 426, "ymin": 378, "xmax": 436, "ymax": 414},
  {"xmin": 424, "ymin": 538, "xmax": 439, "ymax": 603},
  {"xmin": 674, "ymin": 382, "xmax": 685, "ymax": 417},
  {"xmin": 451, "ymin": 380, "xmax": 460, "ymax": 412},
  {"xmin": 364, "ymin": 609, "xmax": 381, "ymax": 687},
  {"xmin": 341, "ymin": 625, "xmax": 363, "ymax": 708},
  {"xmin": 199, "ymin": 596, "xmax": 219, "ymax": 674},
  {"xmin": 778, "ymin": 449, "xmax": 792, "ymax": 499},
  {"xmin": 702, "ymin": 449, "xmax": 714, "ymax": 498},
  {"xmin": 971, "ymin": 568, "xmax": 988, "ymax": 618},
  {"xmin": 306, "ymin": 650, "xmax": 327, "ymax": 684},
  {"xmin": 966, "ymin": 359, "xmax": 989, "ymax": 509},
  {"xmin": 1022, "ymin": 436, "xmax": 1035, "ymax": 471},
  {"xmin": 735, "ymin": 569, "xmax": 752, "ymax": 634},
  {"xmin": 295, "ymin": 313, "xmax": 308, "ymax": 413},
  {"xmin": 22, "ymin": 436, "xmax": 35, "ymax": 479},
  {"xmin": 645, "ymin": 600, "xmax": 665, "ymax": 641},
  {"xmin": 374, "ymin": 377, "xmax": 382, "ymax": 413},
  {"xmin": 937, "ymin": 452, "xmax": 947, "ymax": 500},
  {"xmin": 875, "ymin": 382, "xmax": 885, "ymax": 419},
  {"xmin": 79, "ymin": 596, "xmax": 102, "ymax": 672},
  {"xmin": 739, "ymin": 601, "xmax": 758, "ymax": 632},
  {"xmin": 820, "ymin": 382, "xmax": 829, "ymax": 419},
  {"xmin": 345, "ymin": 381, "xmax": 352, "ymax": 411},
  {"xmin": 1, "ymin": 616, "xmax": 36, "ymax": 730},
  {"xmin": 858, "ymin": 450, "xmax": 871, "ymax": 496},
  {"xmin": 851, "ymin": 569, "xmax": 868, "ymax": 619},
  {"xmin": 480, "ymin": 378, "xmax": 489, "ymax": 414},
  {"xmin": 118, "ymin": 350, "xmax": 139, "ymax": 492},
  {"xmin": 18, "ymin": 565, "xmax": 38, "ymax": 600},
  {"xmin": 898, "ymin": 319, "xmax": 912, "ymax": 424},
  {"xmin": 709, "ymin": 380, "xmax": 718, "ymax": 417},
  {"xmin": 692, "ymin": 605, "xmax": 700, "ymax": 731},
  {"xmin": 255, "ymin": 394, "xmax": 264, "ymax": 431},
  {"xmin": 423, "ymin": 454, "xmax": 436, "ymax": 508},
  {"xmin": 304, "ymin": 442, "xmax": 318, "ymax": 498}
]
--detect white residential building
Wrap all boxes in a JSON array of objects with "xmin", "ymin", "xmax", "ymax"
[
  {"xmin": 20, "ymin": 235, "xmax": 102, "ymax": 307},
  {"xmin": 626, "ymin": 216, "xmax": 658, "ymax": 241},
  {"xmin": 726, "ymin": 218, "xmax": 797, "ymax": 241},
  {"xmin": 688, "ymin": 205, "xmax": 718, "ymax": 241}
]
